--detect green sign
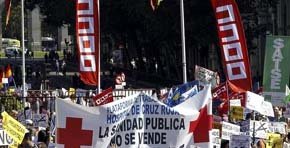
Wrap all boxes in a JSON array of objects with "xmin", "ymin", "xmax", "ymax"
[{"xmin": 263, "ymin": 36, "xmax": 290, "ymax": 106}]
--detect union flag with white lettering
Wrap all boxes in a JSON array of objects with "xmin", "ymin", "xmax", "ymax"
[
  {"xmin": 93, "ymin": 87, "xmax": 113, "ymax": 106},
  {"xmin": 211, "ymin": 0, "xmax": 252, "ymax": 91},
  {"xmin": 262, "ymin": 36, "xmax": 290, "ymax": 106},
  {"xmin": 76, "ymin": 0, "xmax": 99, "ymax": 86}
]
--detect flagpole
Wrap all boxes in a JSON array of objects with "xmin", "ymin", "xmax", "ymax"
[
  {"xmin": 21, "ymin": 0, "xmax": 26, "ymax": 103},
  {"xmin": 226, "ymin": 81, "xmax": 230, "ymax": 117},
  {"xmin": 12, "ymin": 78, "xmax": 17, "ymax": 89},
  {"xmin": 252, "ymin": 111, "xmax": 256, "ymax": 145},
  {"xmin": 0, "ymin": 0, "xmax": 4, "ymax": 51},
  {"xmin": 180, "ymin": 0, "xmax": 187, "ymax": 83},
  {"xmin": 98, "ymin": 9, "xmax": 100, "ymax": 94},
  {"xmin": 97, "ymin": 0, "xmax": 101, "ymax": 94}
]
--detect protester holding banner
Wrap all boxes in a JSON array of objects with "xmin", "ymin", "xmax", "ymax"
[
  {"xmin": 2, "ymin": 81, "xmax": 290, "ymax": 147},
  {"xmin": 269, "ymin": 106, "xmax": 286, "ymax": 122}
]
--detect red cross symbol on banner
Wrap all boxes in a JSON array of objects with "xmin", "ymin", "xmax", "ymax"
[
  {"xmin": 57, "ymin": 117, "xmax": 93, "ymax": 148},
  {"xmin": 188, "ymin": 106, "xmax": 212, "ymax": 143}
]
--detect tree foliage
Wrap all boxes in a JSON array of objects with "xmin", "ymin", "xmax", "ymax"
[
  {"xmin": 6, "ymin": 0, "xmax": 279, "ymax": 82},
  {"xmin": 22, "ymin": 0, "xmax": 218, "ymax": 81},
  {"xmin": 2, "ymin": 0, "xmax": 22, "ymax": 39},
  {"xmin": 24, "ymin": 0, "xmax": 75, "ymax": 28},
  {"xmin": 0, "ymin": 93, "xmax": 23, "ymax": 115}
]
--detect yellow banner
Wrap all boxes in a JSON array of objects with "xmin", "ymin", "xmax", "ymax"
[
  {"xmin": 8, "ymin": 141, "xmax": 19, "ymax": 148},
  {"xmin": 230, "ymin": 106, "xmax": 244, "ymax": 120},
  {"xmin": 266, "ymin": 133, "xmax": 283, "ymax": 148},
  {"xmin": 1, "ymin": 111, "xmax": 28, "ymax": 144}
]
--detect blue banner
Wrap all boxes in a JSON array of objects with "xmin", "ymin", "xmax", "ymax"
[{"xmin": 164, "ymin": 81, "xmax": 200, "ymax": 107}]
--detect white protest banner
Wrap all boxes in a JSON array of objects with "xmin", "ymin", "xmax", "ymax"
[
  {"xmin": 195, "ymin": 65, "xmax": 218, "ymax": 88},
  {"xmin": 0, "ymin": 129, "xmax": 14, "ymax": 146},
  {"xmin": 229, "ymin": 135, "xmax": 251, "ymax": 148},
  {"xmin": 221, "ymin": 121, "xmax": 240, "ymax": 140},
  {"xmin": 246, "ymin": 92, "xmax": 274, "ymax": 117},
  {"xmin": 246, "ymin": 91, "xmax": 264, "ymax": 111},
  {"xmin": 33, "ymin": 114, "xmax": 48, "ymax": 128},
  {"xmin": 56, "ymin": 85, "xmax": 213, "ymax": 148},
  {"xmin": 230, "ymin": 99, "xmax": 241, "ymax": 107},
  {"xmin": 211, "ymin": 129, "xmax": 221, "ymax": 148},
  {"xmin": 246, "ymin": 91, "xmax": 274, "ymax": 117},
  {"xmin": 250, "ymin": 120, "xmax": 268, "ymax": 139},
  {"xmin": 268, "ymin": 122, "xmax": 287, "ymax": 134},
  {"xmin": 259, "ymin": 101, "xmax": 274, "ymax": 117}
]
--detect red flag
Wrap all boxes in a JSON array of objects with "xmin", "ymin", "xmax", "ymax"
[
  {"xmin": 211, "ymin": 0, "xmax": 252, "ymax": 91},
  {"xmin": 212, "ymin": 82, "xmax": 228, "ymax": 99},
  {"xmin": 227, "ymin": 80, "xmax": 246, "ymax": 93},
  {"xmin": 5, "ymin": 0, "xmax": 12, "ymax": 26},
  {"xmin": 213, "ymin": 81, "xmax": 246, "ymax": 116},
  {"xmin": 92, "ymin": 87, "xmax": 113, "ymax": 106},
  {"xmin": 76, "ymin": 0, "xmax": 99, "ymax": 86},
  {"xmin": 212, "ymin": 81, "xmax": 245, "ymax": 99}
]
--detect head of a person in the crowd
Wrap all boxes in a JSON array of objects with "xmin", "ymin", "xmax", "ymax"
[
  {"xmin": 274, "ymin": 106, "xmax": 282, "ymax": 117},
  {"xmin": 287, "ymin": 132, "xmax": 290, "ymax": 142},
  {"xmin": 37, "ymin": 130, "xmax": 48, "ymax": 144},
  {"xmin": 19, "ymin": 132, "xmax": 35, "ymax": 148},
  {"xmin": 38, "ymin": 142, "xmax": 48, "ymax": 148},
  {"xmin": 221, "ymin": 140, "xmax": 229, "ymax": 148},
  {"xmin": 11, "ymin": 110, "xmax": 18, "ymax": 119},
  {"xmin": 245, "ymin": 112, "xmax": 253, "ymax": 120},
  {"xmin": 25, "ymin": 119, "xmax": 33, "ymax": 127}
]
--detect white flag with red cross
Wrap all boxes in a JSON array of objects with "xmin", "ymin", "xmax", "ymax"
[{"xmin": 56, "ymin": 85, "xmax": 213, "ymax": 148}]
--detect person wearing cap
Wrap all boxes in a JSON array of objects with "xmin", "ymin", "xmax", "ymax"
[{"xmin": 25, "ymin": 119, "xmax": 33, "ymax": 126}]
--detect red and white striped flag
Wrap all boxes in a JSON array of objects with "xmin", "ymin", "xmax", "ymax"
[
  {"xmin": 76, "ymin": 0, "xmax": 100, "ymax": 86},
  {"xmin": 211, "ymin": 0, "xmax": 252, "ymax": 91}
]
